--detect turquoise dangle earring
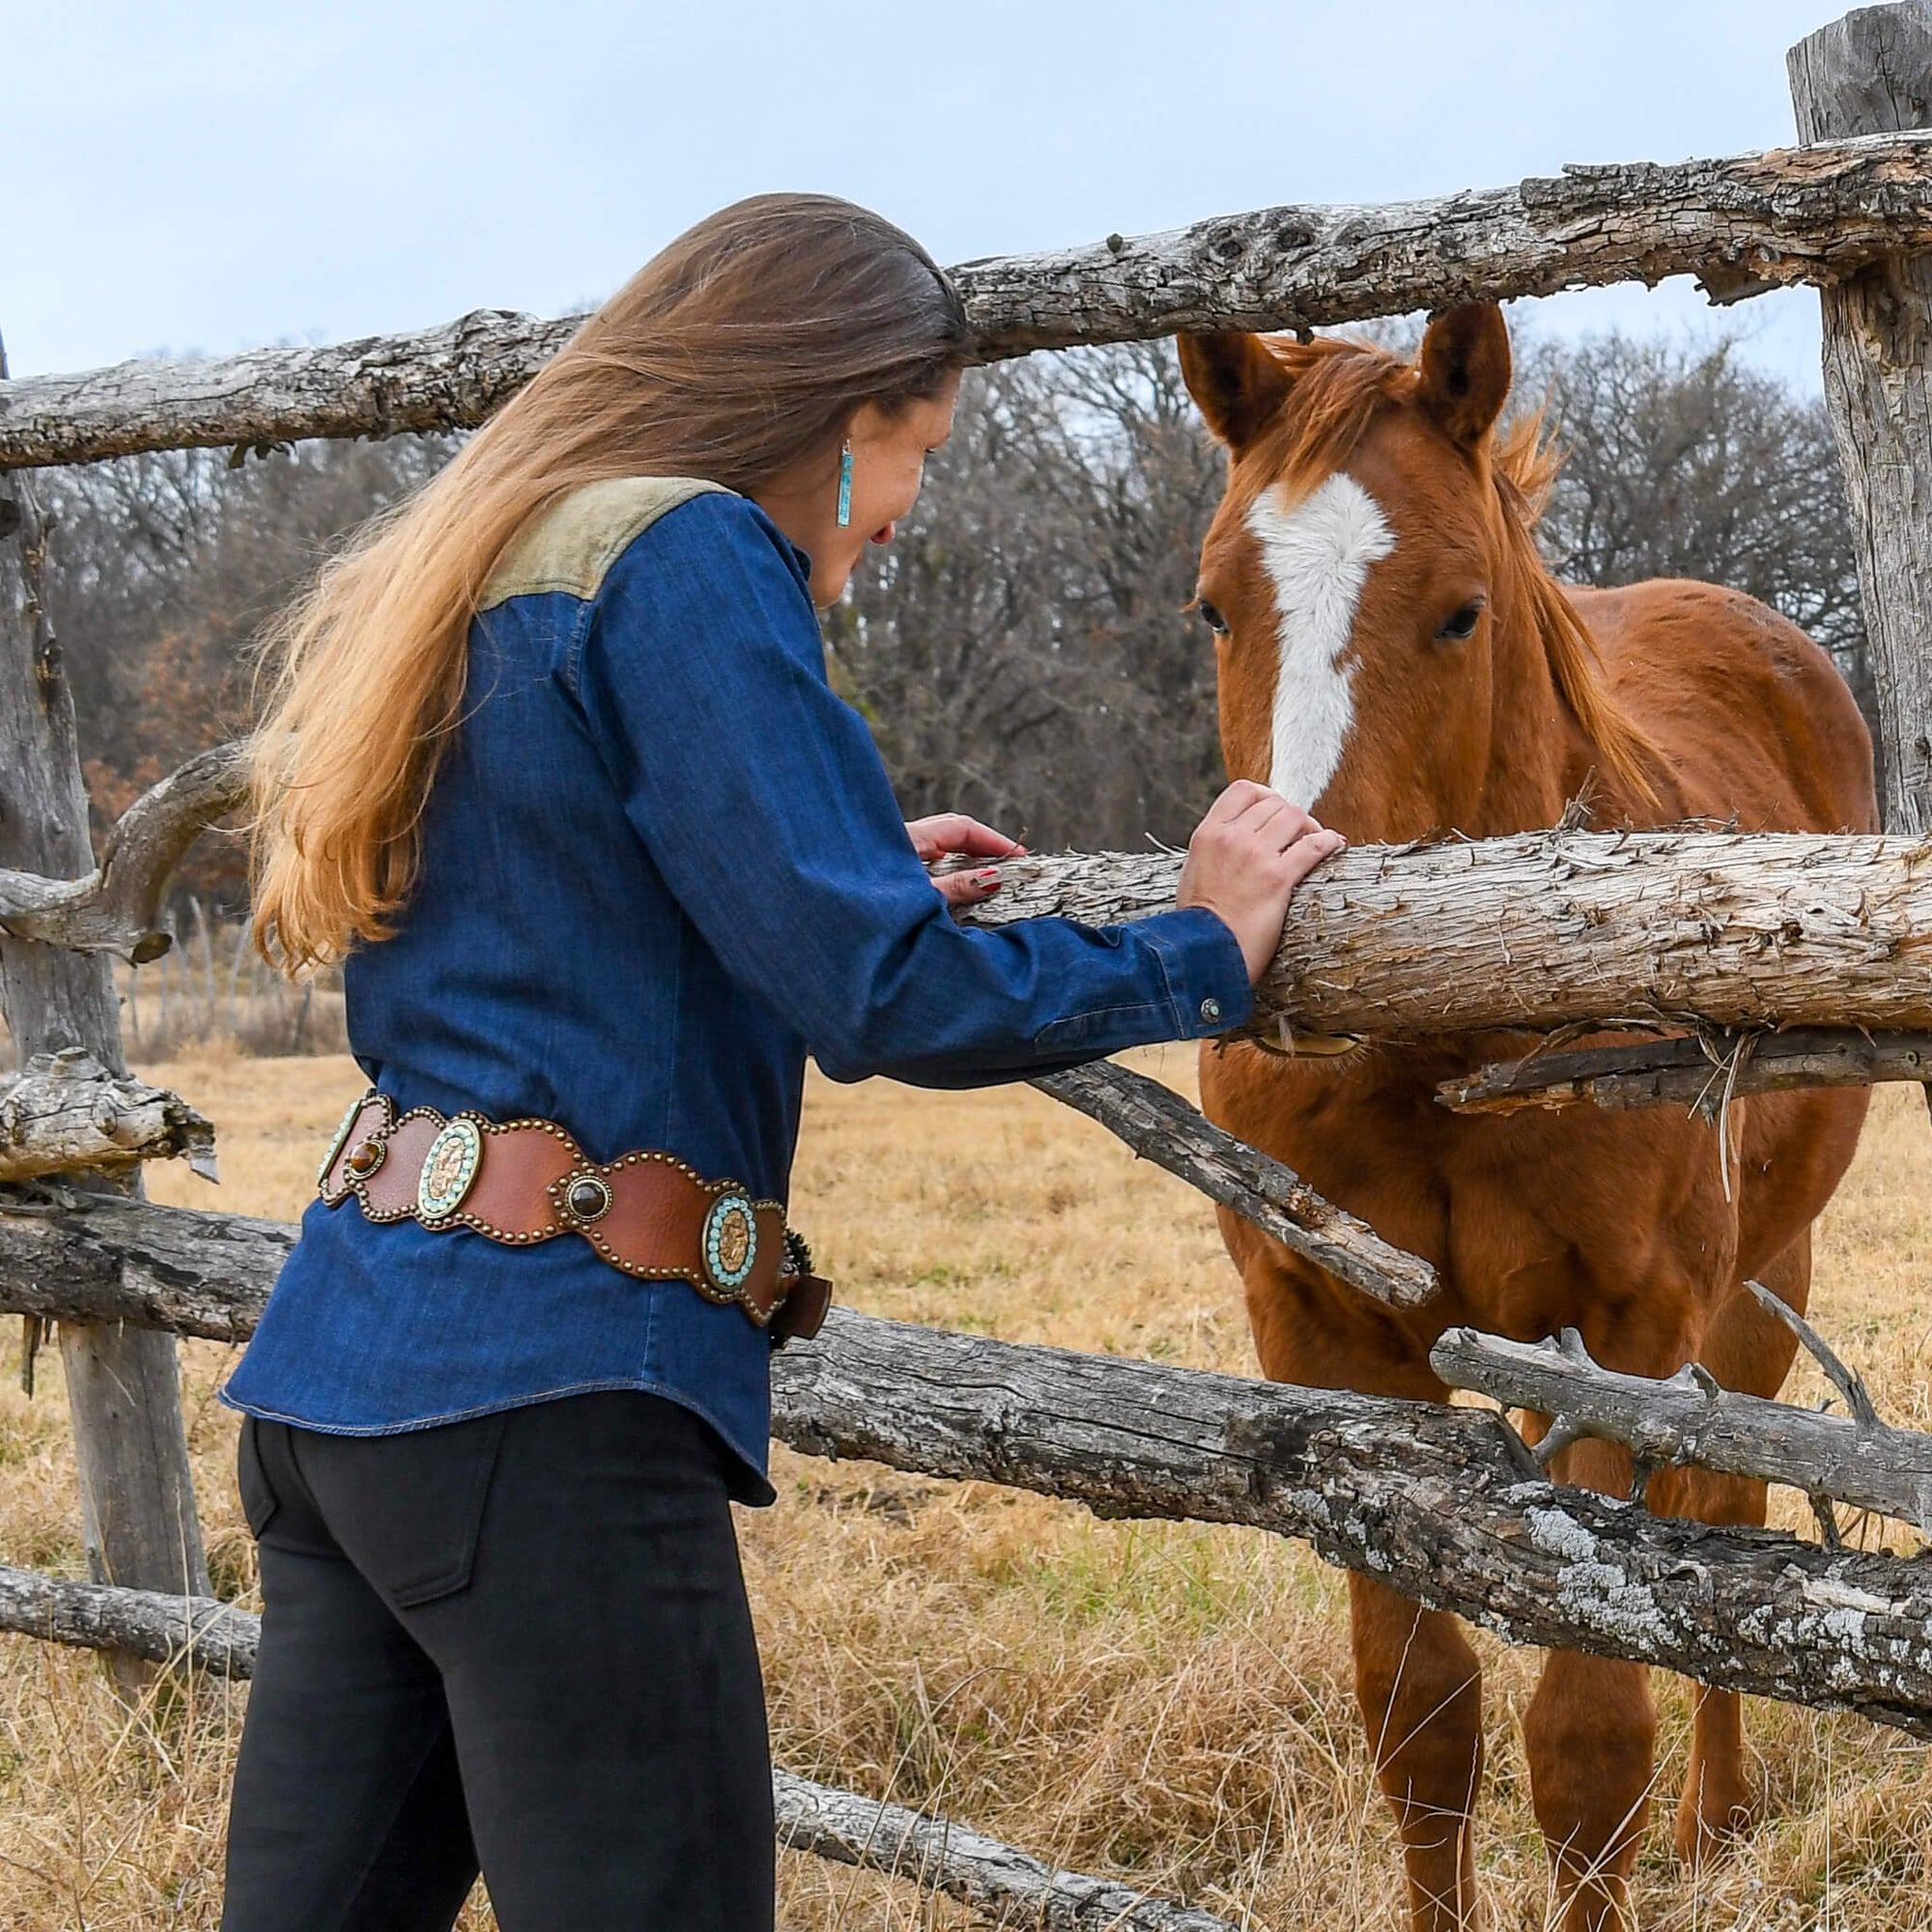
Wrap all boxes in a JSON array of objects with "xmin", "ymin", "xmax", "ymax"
[{"xmin": 836, "ymin": 440, "xmax": 853, "ymax": 528}]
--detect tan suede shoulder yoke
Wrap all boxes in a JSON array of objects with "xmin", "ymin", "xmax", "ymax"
[{"xmin": 478, "ymin": 477, "xmax": 732, "ymax": 611}]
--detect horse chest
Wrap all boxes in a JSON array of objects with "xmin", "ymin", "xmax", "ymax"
[{"xmin": 1203, "ymin": 1050, "xmax": 1744, "ymax": 1345}]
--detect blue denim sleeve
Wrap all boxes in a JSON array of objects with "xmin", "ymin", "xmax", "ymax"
[{"xmin": 573, "ymin": 495, "xmax": 1254, "ymax": 1087}]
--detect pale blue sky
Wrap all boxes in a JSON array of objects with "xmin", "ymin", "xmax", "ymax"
[{"xmin": 6, "ymin": 0, "xmax": 1852, "ymax": 390}]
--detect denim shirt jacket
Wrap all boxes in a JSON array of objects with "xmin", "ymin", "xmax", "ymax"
[{"xmin": 220, "ymin": 478, "xmax": 1255, "ymax": 1503}]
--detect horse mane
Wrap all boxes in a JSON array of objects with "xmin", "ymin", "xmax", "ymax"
[
  {"xmin": 1259, "ymin": 335, "xmax": 1660, "ymax": 813},
  {"xmin": 1492, "ymin": 408, "xmax": 1661, "ymax": 811}
]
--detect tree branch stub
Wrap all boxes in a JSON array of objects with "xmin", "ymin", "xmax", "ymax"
[
  {"xmin": 1029, "ymin": 1061, "xmax": 1437, "ymax": 1308},
  {"xmin": 0, "ymin": 1048, "xmax": 215, "ymax": 1183},
  {"xmin": 1430, "ymin": 1322, "xmax": 1932, "ymax": 1530}
]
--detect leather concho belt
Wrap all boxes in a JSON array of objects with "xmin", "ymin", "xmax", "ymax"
[{"xmin": 316, "ymin": 1092, "xmax": 831, "ymax": 1341}]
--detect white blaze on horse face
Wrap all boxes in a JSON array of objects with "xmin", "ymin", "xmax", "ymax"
[{"xmin": 1244, "ymin": 472, "xmax": 1396, "ymax": 808}]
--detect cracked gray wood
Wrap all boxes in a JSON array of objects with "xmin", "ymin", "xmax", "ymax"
[
  {"xmin": 771, "ymin": 1768, "xmax": 1238, "ymax": 1932},
  {"xmin": 1430, "ymin": 1324, "xmax": 1932, "ymax": 1529},
  {"xmin": 0, "ymin": 1561, "xmax": 1235, "ymax": 1932},
  {"xmin": 1032, "ymin": 1062, "xmax": 1437, "ymax": 1307},
  {"xmin": 0, "ymin": 406, "xmax": 208, "ymax": 1610},
  {"xmin": 0, "ymin": 1561, "xmax": 258, "ymax": 1676},
  {"xmin": 10, "ymin": 1194, "xmax": 1932, "ymax": 1731},
  {"xmin": 0, "ymin": 1048, "xmax": 215, "ymax": 1182},
  {"xmin": 5, "ymin": 132, "xmax": 1932, "ymax": 467},
  {"xmin": 965, "ymin": 831, "xmax": 1932, "ymax": 1039},
  {"xmin": 0, "ymin": 740, "xmax": 248, "ymax": 961},
  {"xmin": 1792, "ymin": 8, "xmax": 1932, "ymax": 835},
  {"xmin": 1437, "ymin": 1026, "xmax": 1932, "ymax": 1115}
]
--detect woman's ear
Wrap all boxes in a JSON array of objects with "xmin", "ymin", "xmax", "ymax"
[
  {"xmin": 1179, "ymin": 332, "xmax": 1293, "ymax": 450},
  {"xmin": 1416, "ymin": 303, "xmax": 1512, "ymax": 449}
]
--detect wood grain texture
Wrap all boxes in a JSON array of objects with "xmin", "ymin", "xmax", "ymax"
[
  {"xmin": 0, "ymin": 1048, "xmax": 215, "ymax": 1181},
  {"xmin": 771, "ymin": 1769, "xmax": 1238, "ymax": 1932},
  {"xmin": 4, "ymin": 133, "xmax": 1932, "ymax": 468},
  {"xmin": 0, "ymin": 432, "xmax": 208, "ymax": 1605},
  {"xmin": 966, "ymin": 831, "xmax": 1932, "ymax": 1038},
  {"xmin": 10, "ymin": 1194, "xmax": 1932, "ymax": 1729},
  {"xmin": 1431, "ymin": 1324, "xmax": 1932, "ymax": 1529},
  {"xmin": 0, "ymin": 1562, "xmax": 258, "ymax": 1675},
  {"xmin": 1791, "ymin": 7, "xmax": 1932, "ymax": 833}
]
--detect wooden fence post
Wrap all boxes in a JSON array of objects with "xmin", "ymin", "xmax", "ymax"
[
  {"xmin": 1790, "ymin": 4, "xmax": 1932, "ymax": 834},
  {"xmin": 0, "ymin": 335, "xmax": 209, "ymax": 1608}
]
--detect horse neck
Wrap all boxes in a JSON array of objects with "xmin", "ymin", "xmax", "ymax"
[{"xmin": 1465, "ymin": 547, "xmax": 1605, "ymax": 837}]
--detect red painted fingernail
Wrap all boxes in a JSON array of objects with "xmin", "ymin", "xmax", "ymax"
[{"xmin": 978, "ymin": 870, "xmax": 1001, "ymax": 886}]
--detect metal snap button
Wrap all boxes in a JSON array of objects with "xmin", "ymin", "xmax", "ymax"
[{"xmin": 1200, "ymin": 997, "xmax": 1223, "ymax": 1023}]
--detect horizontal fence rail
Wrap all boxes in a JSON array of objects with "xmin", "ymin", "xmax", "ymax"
[
  {"xmin": 6, "ymin": 1191, "xmax": 1932, "ymax": 1732},
  {"xmin": 2, "ymin": 130, "xmax": 1929, "ymax": 469},
  {"xmin": 15, "ymin": 738, "xmax": 1932, "ymax": 1054},
  {"xmin": 971, "ymin": 832, "xmax": 1932, "ymax": 1040}
]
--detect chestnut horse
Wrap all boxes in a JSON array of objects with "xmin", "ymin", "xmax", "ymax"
[{"xmin": 1179, "ymin": 304, "xmax": 1874, "ymax": 1932}]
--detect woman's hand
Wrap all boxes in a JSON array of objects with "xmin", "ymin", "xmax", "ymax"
[
  {"xmin": 908, "ymin": 813, "xmax": 1028, "ymax": 909},
  {"xmin": 1177, "ymin": 781, "xmax": 1345, "ymax": 983}
]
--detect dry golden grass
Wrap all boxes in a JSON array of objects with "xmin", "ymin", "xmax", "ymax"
[{"xmin": 2, "ymin": 1043, "xmax": 1930, "ymax": 1928}]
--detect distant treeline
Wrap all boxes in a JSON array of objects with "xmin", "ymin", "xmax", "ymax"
[{"xmin": 38, "ymin": 328, "xmax": 1869, "ymax": 912}]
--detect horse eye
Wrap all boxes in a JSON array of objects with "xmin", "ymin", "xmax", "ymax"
[
  {"xmin": 1436, "ymin": 602, "xmax": 1484, "ymax": 641},
  {"xmin": 1195, "ymin": 598, "xmax": 1231, "ymax": 637}
]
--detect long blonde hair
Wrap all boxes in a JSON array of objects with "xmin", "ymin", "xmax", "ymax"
[{"xmin": 251, "ymin": 194, "xmax": 969, "ymax": 973}]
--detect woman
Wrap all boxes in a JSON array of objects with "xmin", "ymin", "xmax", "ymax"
[{"xmin": 221, "ymin": 193, "xmax": 1341, "ymax": 1932}]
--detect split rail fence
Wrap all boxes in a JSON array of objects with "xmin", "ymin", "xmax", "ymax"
[{"xmin": 3, "ymin": 7, "xmax": 1932, "ymax": 1923}]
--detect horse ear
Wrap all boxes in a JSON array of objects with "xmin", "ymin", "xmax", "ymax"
[
  {"xmin": 1416, "ymin": 303, "xmax": 1512, "ymax": 448},
  {"xmin": 1179, "ymin": 332, "xmax": 1293, "ymax": 449}
]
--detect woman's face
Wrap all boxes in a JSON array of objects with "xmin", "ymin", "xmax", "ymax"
[{"xmin": 756, "ymin": 372, "xmax": 961, "ymax": 608}]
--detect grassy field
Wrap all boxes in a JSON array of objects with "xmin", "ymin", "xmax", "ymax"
[{"xmin": 2, "ymin": 1046, "xmax": 1931, "ymax": 1928}]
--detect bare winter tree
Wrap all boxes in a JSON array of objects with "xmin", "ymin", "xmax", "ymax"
[
  {"xmin": 830, "ymin": 342, "xmax": 1227, "ymax": 852},
  {"xmin": 37, "ymin": 436, "xmax": 456, "ymax": 909},
  {"xmin": 34, "ymin": 327, "xmax": 1868, "ymax": 875}
]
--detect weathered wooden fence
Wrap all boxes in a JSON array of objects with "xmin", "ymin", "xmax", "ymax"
[{"xmin": 3, "ymin": 4, "xmax": 1932, "ymax": 1919}]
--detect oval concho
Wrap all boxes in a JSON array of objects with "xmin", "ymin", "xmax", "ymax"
[
  {"xmin": 318, "ymin": 1094, "xmax": 372, "ymax": 1189},
  {"xmin": 702, "ymin": 1191, "xmax": 758, "ymax": 1295},
  {"xmin": 417, "ymin": 1118, "xmax": 483, "ymax": 1221}
]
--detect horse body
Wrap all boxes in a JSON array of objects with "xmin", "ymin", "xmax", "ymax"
[{"xmin": 1180, "ymin": 307, "xmax": 1874, "ymax": 1932}]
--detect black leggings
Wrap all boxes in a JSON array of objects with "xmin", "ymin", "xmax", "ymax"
[{"xmin": 222, "ymin": 1391, "xmax": 774, "ymax": 1932}]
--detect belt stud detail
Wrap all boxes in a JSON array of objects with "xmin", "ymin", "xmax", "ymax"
[
  {"xmin": 344, "ymin": 1137, "xmax": 386, "ymax": 1179},
  {"xmin": 562, "ymin": 1173, "xmax": 613, "ymax": 1225},
  {"xmin": 417, "ymin": 1118, "xmax": 483, "ymax": 1220},
  {"xmin": 318, "ymin": 1094, "xmax": 369, "ymax": 1188},
  {"xmin": 702, "ymin": 1191, "xmax": 758, "ymax": 1294}
]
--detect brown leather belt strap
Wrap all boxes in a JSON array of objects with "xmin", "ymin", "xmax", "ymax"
[{"xmin": 315, "ymin": 1092, "xmax": 830, "ymax": 1339}]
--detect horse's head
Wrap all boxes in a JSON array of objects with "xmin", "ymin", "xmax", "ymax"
[{"xmin": 1181, "ymin": 304, "xmax": 1645, "ymax": 842}]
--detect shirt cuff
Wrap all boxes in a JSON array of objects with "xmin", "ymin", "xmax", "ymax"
[{"xmin": 1134, "ymin": 907, "xmax": 1257, "ymax": 1039}]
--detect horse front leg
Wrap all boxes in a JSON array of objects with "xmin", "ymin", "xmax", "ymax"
[
  {"xmin": 1649, "ymin": 1234, "xmax": 1811, "ymax": 1864},
  {"xmin": 1350, "ymin": 1572, "xmax": 1485, "ymax": 1931},
  {"xmin": 1243, "ymin": 1248, "xmax": 1486, "ymax": 1930},
  {"xmin": 1522, "ymin": 1434, "xmax": 1657, "ymax": 1932}
]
